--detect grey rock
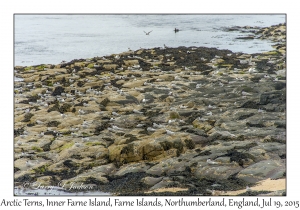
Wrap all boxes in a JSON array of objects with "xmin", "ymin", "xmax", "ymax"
[{"xmin": 237, "ymin": 159, "xmax": 285, "ymax": 183}]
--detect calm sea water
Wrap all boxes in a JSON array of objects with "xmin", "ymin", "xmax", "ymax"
[{"xmin": 14, "ymin": 14, "xmax": 285, "ymax": 66}]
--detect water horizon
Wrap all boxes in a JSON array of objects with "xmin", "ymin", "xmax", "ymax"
[{"xmin": 14, "ymin": 14, "xmax": 285, "ymax": 66}]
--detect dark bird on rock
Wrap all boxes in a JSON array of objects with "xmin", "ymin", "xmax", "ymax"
[{"xmin": 144, "ymin": 30, "xmax": 152, "ymax": 35}]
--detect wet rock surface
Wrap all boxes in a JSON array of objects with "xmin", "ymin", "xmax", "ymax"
[{"xmin": 14, "ymin": 23, "xmax": 286, "ymax": 196}]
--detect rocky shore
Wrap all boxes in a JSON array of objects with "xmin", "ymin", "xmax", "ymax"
[{"xmin": 14, "ymin": 23, "xmax": 286, "ymax": 196}]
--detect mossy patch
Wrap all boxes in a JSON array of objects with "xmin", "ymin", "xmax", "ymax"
[
  {"xmin": 184, "ymin": 139, "xmax": 195, "ymax": 149},
  {"xmin": 57, "ymin": 142, "xmax": 74, "ymax": 152},
  {"xmin": 87, "ymin": 63, "xmax": 94, "ymax": 68},
  {"xmin": 47, "ymin": 102, "xmax": 60, "ymax": 112},
  {"xmin": 125, "ymin": 136, "xmax": 138, "ymax": 144},
  {"xmin": 173, "ymin": 140, "xmax": 184, "ymax": 156},
  {"xmin": 120, "ymin": 143, "xmax": 135, "ymax": 155},
  {"xmin": 24, "ymin": 66, "xmax": 33, "ymax": 71},
  {"xmin": 47, "ymin": 121, "xmax": 61, "ymax": 127},
  {"xmin": 45, "ymin": 80, "xmax": 53, "ymax": 86},
  {"xmin": 263, "ymin": 50, "xmax": 281, "ymax": 55},
  {"xmin": 59, "ymin": 103, "xmax": 72, "ymax": 113},
  {"xmin": 35, "ymin": 65, "xmax": 46, "ymax": 71},
  {"xmin": 31, "ymin": 146, "xmax": 43, "ymax": 152},
  {"xmin": 33, "ymin": 165, "xmax": 48, "ymax": 174},
  {"xmin": 159, "ymin": 141, "xmax": 173, "ymax": 151},
  {"xmin": 41, "ymin": 140, "xmax": 54, "ymax": 152},
  {"xmin": 22, "ymin": 113, "xmax": 34, "ymax": 122},
  {"xmin": 169, "ymin": 111, "xmax": 180, "ymax": 119},
  {"xmin": 85, "ymin": 142, "xmax": 105, "ymax": 146}
]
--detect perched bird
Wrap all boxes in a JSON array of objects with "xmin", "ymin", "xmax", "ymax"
[
  {"xmin": 147, "ymin": 127, "xmax": 156, "ymax": 132},
  {"xmin": 179, "ymin": 105, "xmax": 188, "ymax": 109},
  {"xmin": 82, "ymin": 124, "xmax": 89, "ymax": 129},
  {"xmin": 70, "ymin": 127, "xmax": 79, "ymax": 132},
  {"xmin": 16, "ymin": 140, "xmax": 22, "ymax": 146},
  {"xmin": 38, "ymin": 132, "xmax": 44, "ymax": 138},
  {"xmin": 207, "ymin": 111, "xmax": 213, "ymax": 116},
  {"xmin": 36, "ymin": 120, "xmax": 43, "ymax": 125},
  {"xmin": 112, "ymin": 112, "xmax": 119, "ymax": 116},
  {"xmin": 142, "ymin": 99, "xmax": 150, "ymax": 103},
  {"xmin": 75, "ymin": 142, "xmax": 81, "ymax": 147},
  {"xmin": 57, "ymin": 98, "xmax": 65, "ymax": 103},
  {"xmin": 78, "ymin": 109, "xmax": 85, "ymax": 115},
  {"xmin": 61, "ymin": 113, "xmax": 67, "ymax": 118},
  {"xmin": 248, "ymin": 67, "xmax": 257, "ymax": 74},
  {"xmin": 71, "ymin": 132, "xmax": 78, "ymax": 137},
  {"xmin": 112, "ymin": 125, "xmax": 123, "ymax": 130},
  {"xmin": 241, "ymin": 91, "xmax": 252, "ymax": 96},
  {"xmin": 82, "ymin": 137, "xmax": 90, "ymax": 142},
  {"xmin": 26, "ymin": 160, "xmax": 35, "ymax": 167},
  {"xmin": 196, "ymin": 84, "xmax": 202, "ymax": 88},
  {"xmin": 133, "ymin": 109, "xmax": 143, "ymax": 114},
  {"xmin": 198, "ymin": 117, "xmax": 208, "ymax": 121},
  {"xmin": 208, "ymin": 105, "xmax": 216, "ymax": 110},
  {"xmin": 168, "ymin": 119, "xmax": 176, "ymax": 124},
  {"xmin": 153, "ymin": 123, "xmax": 164, "ymax": 129},
  {"xmin": 136, "ymin": 124, "xmax": 145, "ymax": 128},
  {"xmin": 207, "ymin": 158, "xmax": 218, "ymax": 165},
  {"xmin": 166, "ymin": 130, "xmax": 175, "ymax": 135}
]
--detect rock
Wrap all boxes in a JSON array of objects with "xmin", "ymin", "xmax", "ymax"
[
  {"xmin": 195, "ymin": 163, "xmax": 242, "ymax": 180},
  {"xmin": 50, "ymin": 140, "xmax": 65, "ymax": 150},
  {"xmin": 149, "ymin": 177, "xmax": 173, "ymax": 190},
  {"xmin": 115, "ymin": 163, "xmax": 150, "ymax": 177},
  {"xmin": 100, "ymin": 98, "xmax": 110, "ymax": 107},
  {"xmin": 90, "ymin": 163, "xmax": 117, "ymax": 175},
  {"xmin": 192, "ymin": 119, "xmax": 213, "ymax": 132},
  {"xmin": 169, "ymin": 111, "xmax": 180, "ymax": 119},
  {"xmin": 52, "ymin": 86, "xmax": 65, "ymax": 96},
  {"xmin": 35, "ymin": 176, "xmax": 53, "ymax": 186},
  {"xmin": 259, "ymin": 91, "xmax": 285, "ymax": 105},
  {"xmin": 237, "ymin": 160, "xmax": 285, "ymax": 183},
  {"xmin": 142, "ymin": 176, "xmax": 163, "ymax": 186},
  {"xmin": 123, "ymin": 60, "xmax": 139, "ymax": 66}
]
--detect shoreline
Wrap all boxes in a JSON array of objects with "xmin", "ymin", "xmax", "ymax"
[
  {"xmin": 14, "ymin": 23, "xmax": 286, "ymax": 196},
  {"xmin": 14, "ymin": 23, "xmax": 286, "ymax": 71}
]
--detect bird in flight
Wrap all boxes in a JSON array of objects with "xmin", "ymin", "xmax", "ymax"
[{"xmin": 144, "ymin": 30, "xmax": 152, "ymax": 35}]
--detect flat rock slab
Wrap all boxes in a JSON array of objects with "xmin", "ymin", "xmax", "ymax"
[
  {"xmin": 237, "ymin": 159, "xmax": 285, "ymax": 183},
  {"xmin": 195, "ymin": 163, "xmax": 243, "ymax": 180}
]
